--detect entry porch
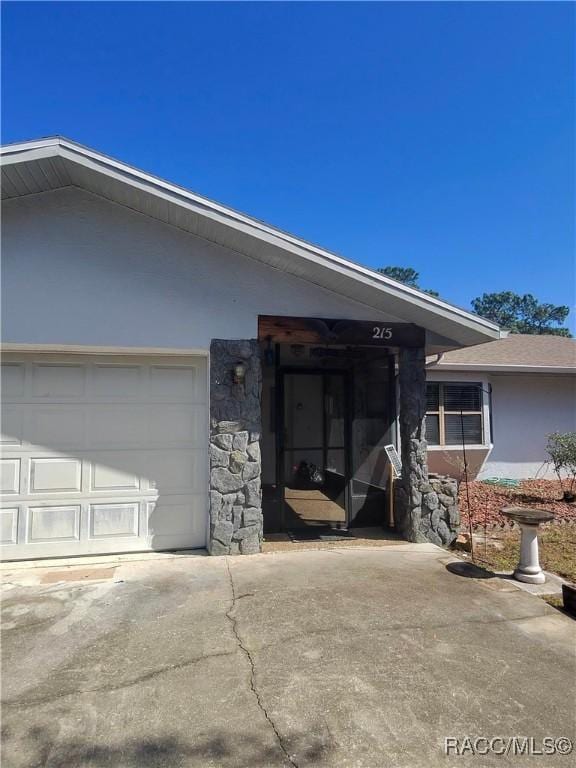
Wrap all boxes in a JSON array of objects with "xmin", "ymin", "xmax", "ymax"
[{"xmin": 208, "ymin": 316, "xmax": 460, "ymax": 555}]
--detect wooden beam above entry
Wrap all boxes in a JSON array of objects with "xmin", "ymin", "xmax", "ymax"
[{"xmin": 258, "ymin": 316, "xmax": 425, "ymax": 348}]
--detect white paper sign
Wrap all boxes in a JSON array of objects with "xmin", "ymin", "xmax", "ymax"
[{"xmin": 384, "ymin": 444, "xmax": 402, "ymax": 478}]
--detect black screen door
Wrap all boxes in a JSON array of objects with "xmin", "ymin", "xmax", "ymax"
[
  {"xmin": 279, "ymin": 371, "xmax": 348, "ymax": 530},
  {"xmin": 348, "ymin": 356, "xmax": 395, "ymax": 526},
  {"xmin": 275, "ymin": 355, "xmax": 395, "ymax": 531}
]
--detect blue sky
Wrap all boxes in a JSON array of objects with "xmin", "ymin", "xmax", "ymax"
[{"xmin": 2, "ymin": 2, "xmax": 574, "ymax": 329}]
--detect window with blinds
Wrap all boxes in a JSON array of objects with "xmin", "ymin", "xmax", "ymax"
[{"xmin": 425, "ymin": 383, "xmax": 484, "ymax": 446}]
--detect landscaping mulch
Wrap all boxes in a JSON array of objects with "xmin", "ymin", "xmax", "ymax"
[
  {"xmin": 458, "ymin": 479, "xmax": 576, "ymax": 530},
  {"xmin": 457, "ymin": 479, "xmax": 576, "ymax": 591}
]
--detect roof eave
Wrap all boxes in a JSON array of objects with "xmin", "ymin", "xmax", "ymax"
[{"xmin": 428, "ymin": 363, "xmax": 576, "ymax": 374}]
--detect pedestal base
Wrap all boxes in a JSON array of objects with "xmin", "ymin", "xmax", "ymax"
[
  {"xmin": 513, "ymin": 568, "xmax": 546, "ymax": 585},
  {"xmin": 500, "ymin": 507, "xmax": 554, "ymax": 588},
  {"xmin": 511, "ymin": 521, "xmax": 547, "ymax": 586}
]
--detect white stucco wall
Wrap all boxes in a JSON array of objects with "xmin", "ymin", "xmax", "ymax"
[
  {"xmin": 481, "ymin": 373, "xmax": 576, "ymax": 480},
  {"xmin": 426, "ymin": 368, "xmax": 576, "ymax": 480},
  {"xmin": 1, "ymin": 188, "xmax": 397, "ymax": 350}
]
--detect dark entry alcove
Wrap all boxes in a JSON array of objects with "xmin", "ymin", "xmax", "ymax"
[{"xmin": 260, "ymin": 342, "xmax": 396, "ymax": 534}]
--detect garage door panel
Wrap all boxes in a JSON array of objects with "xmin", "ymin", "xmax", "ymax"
[
  {"xmin": 148, "ymin": 495, "xmax": 206, "ymax": 545},
  {"xmin": 30, "ymin": 457, "xmax": 82, "ymax": 493},
  {"xmin": 0, "ymin": 355, "xmax": 208, "ymax": 560},
  {"xmin": 91, "ymin": 460, "xmax": 140, "ymax": 492},
  {"xmin": 89, "ymin": 502, "xmax": 140, "ymax": 539},
  {"xmin": 149, "ymin": 365, "xmax": 201, "ymax": 401},
  {"xmin": 147, "ymin": 449, "xmax": 205, "ymax": 494},
  {"xmin": 0, "ymin": 459, "xmax": 21, "ymax": 494},
  {"xmin": 28, "ymin": 504, "xmax": 81, "ymax": 543},
  {"xmin": 1, "ymin": 508, "xmax": 19, "ymax": 544},
  {"xmin": 88, "ymin": 406, "xmax": 149, "ymax": 447},
  {"xmin": 147, "ymin": 406, "xmax": 204, "ymax": 446},
  {"xmin": 26, "ymin": 406, "xmax": 87, "ymax": 450},
  {"xmin": 32, "ymin": 365, "xmax": 86, "ymax": 398},
  {"xmin": 91, "ymin": 365, "xmax": 143, "ymax": 398},
  {"xmin": 1, "ymin": 406, "xmax": 24, "ymax": 445},
  {"xmin": 1, "ymin": 364, "xmax": 25, "ymax": 398}
]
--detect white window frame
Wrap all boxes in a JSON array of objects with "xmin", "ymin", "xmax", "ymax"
[{"xmin": 425, "ymin": 373, "xmax": 492, "ymax": 450}]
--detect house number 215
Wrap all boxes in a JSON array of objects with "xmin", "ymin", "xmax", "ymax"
[{"xmin": 372, "ymin": 326, "xmax": 393, "ymax": 340}]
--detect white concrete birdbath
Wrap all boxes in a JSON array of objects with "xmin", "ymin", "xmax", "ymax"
[{"xmin": 501, "ymin": 506, "xmax": 555, "ymax": 585}]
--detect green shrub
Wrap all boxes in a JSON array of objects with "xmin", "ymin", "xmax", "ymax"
[{"xmin": 546, "ymin": 432, "xmax": 576, "ymax": 502}]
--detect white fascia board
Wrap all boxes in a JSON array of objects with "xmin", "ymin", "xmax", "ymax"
[
  {"xmin": 1, "ymin": 137, "xmax": 502, "ymax": 341},
  {"xmin": 0, "ymin": 144, "xmax": 64, "ymax": 165},
  {"xmin": 429, "ymin": 363, "xmax": 576, "ymax": 374},
  {"xmin": 0, "ymin": 136, "xmax": 62, "ymax": 153}
]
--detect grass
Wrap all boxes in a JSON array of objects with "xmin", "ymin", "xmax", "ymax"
[
  {"xmin": 542, "ymin": 595, "xmax": 564, "ymax": 610},
  {"xmin": 472, "ymin": 523, "xmax": 576, "ymax": 584}
]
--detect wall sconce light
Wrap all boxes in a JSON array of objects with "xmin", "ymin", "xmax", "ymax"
[{"xmin": 232, "ymin": 362, "xmax": 247, "ymax": 386}]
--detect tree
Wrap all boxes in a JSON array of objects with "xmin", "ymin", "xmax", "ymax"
[
  {"xmin": 378, "ymin": 266, "xmax": 439, "ymax": 297},
  {"xmin": 471, "ymin": 292, "xmax": 571, "ymax": 336}
]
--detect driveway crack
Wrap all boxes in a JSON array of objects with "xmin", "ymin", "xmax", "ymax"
[{"xmin": 225, "ymin": 558, "xmax": 298, "ymax": 768}]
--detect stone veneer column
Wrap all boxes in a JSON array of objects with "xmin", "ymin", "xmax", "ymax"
[
  {"xmin": 396, "ymin": 347, "xmax": 428, "ymax": 542},
  {"xmin": 208, "ymin": 340, "xmax": 262, "ymax": 555},
  {"xmin": 395, "ymin": 346, "xmax": 459, "ymax": 546}
]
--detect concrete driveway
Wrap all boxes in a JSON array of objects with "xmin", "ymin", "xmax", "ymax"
[{"xmin": 2, "ymin": 543, "xmax": 575, "ymax": 768}]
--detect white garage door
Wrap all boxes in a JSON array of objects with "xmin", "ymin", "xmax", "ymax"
[{"xmin": 0, "ymin": 354, "xmax": 208, "ymax": 560}]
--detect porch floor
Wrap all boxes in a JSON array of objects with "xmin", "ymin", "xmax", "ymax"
[{"xmin": 284, "ymin": 488, "xmax": 345, "ymax": 525}]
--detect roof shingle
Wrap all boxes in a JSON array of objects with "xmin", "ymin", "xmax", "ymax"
[{"xmin": 429, "ymin": 334, "xmax": 576, "ymax": 370}]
